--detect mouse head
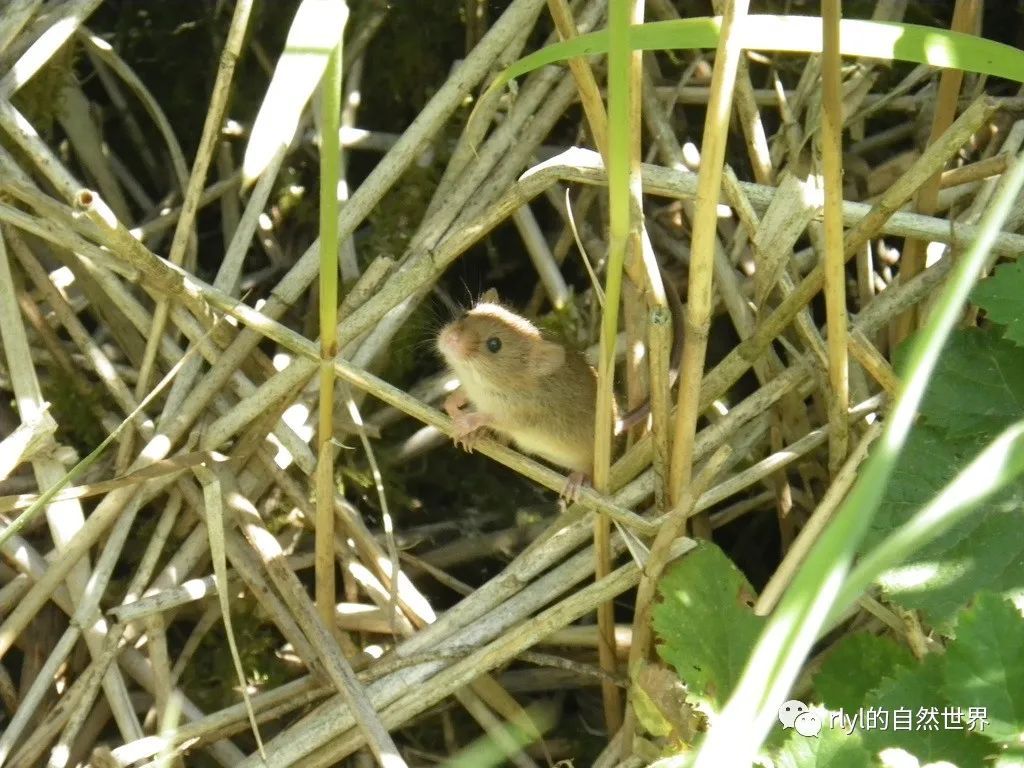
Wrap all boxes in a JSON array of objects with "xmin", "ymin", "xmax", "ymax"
[{"xmin": 437, "ymin": 289, "xmax": 565, "ymax": 385}]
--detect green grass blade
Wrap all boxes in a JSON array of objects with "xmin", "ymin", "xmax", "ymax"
[
  {"xmin": 315, "ymin": 12, "xmax": 345, "ymax": 634},
  {"xmin": 242, "ymin": 0, "xmax": 348, "ymax": 183},
  {"xmin": 491, "ymin": 16, "xmax": 1024, "ymax": 93}
]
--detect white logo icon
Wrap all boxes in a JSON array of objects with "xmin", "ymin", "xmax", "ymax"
[
  {"xmin": 778, "ymin": 699, "xmax": 808, "ymax": 729},
  {"xmin": 794, "ymin": 711, "xmax": 823, "ymax": 737}
]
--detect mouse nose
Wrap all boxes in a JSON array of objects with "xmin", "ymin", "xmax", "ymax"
[{"xmin": 437, "ymin": 325, "xmax": 465, "ymax": 358}]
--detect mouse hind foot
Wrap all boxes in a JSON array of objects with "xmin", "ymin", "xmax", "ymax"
[{"xmin": 560, "ymin": 471, "xmax": 591, "ymax": 504}]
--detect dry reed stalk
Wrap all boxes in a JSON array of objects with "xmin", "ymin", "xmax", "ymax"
[{"xmin": 892, "ymin": 0, "xmax": 981, "ymax": 344}]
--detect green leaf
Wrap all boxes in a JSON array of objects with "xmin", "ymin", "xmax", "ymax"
[
  {"xmin": 814, "ymin": 633, "xmax": 915, "ymax": 713},
  {"xmin": 863, "ymin": 326, "xmax": 1024, "ymax": 628},
  {"xmin": 862, "ymin": 654, "xmax": 993, "ymax": 766},
  {"xmin": 494, "ymin": 16, "xmax": 1024, "ymax": 92},
  {"xmin": 242, "ymin": 0, "xmax": 348, "ymax": 182},
  {"xmin": 774, "ymin": 716, "xmax": 872, "ymax": 768},
  {"xmin": 973, "ymin": 259, "xmax": 1024, "ymax": 347},
  {"xmin": 942, "ymin": 593, "xmax": 1024, "ymax": 745},
  {"xmin": 864, "ymin": 425, "xmax": 990, "ymax": 554},
  {"xmin": 878, "ymin": 506, "xmax": 1024, "ymax": 632},
  {"xmin": 652, "ymin": 542, "xmax": 764, "ymax": 710},
  {"xmin": 907, "ymin": 327, "xmax": 1024, "ymax": 441}
]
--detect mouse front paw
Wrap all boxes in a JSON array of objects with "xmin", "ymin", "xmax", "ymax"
[
  {"xmin": 442, "ymin": 390, "xmax": 469, "ymax": 419},
  {"xmin": 451, "ymin": 411, "xmax": 493, "ymax": 453}
]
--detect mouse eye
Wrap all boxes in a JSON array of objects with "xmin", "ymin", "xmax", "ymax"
[{"xmin": 486, "ymin": 336, "xmax": 502, "ymax": 353}]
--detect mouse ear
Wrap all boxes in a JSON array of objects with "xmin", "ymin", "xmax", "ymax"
[
  {"xmin": 479, "ymin": 288, "xmax": 500, "ymax": 304},
  {"xmin": 530, "ymin": 339, "xmax": 565, "ymax": 375}
]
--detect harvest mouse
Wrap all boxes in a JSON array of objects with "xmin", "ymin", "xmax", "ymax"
[{"xmin": 436, "ymin": 273, "xmax": 684, "ymax": 501}]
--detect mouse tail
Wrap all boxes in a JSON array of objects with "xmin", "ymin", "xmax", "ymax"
[{"xmin": 614, "ymin": 402, "xmax": 652, "ymax": 436}]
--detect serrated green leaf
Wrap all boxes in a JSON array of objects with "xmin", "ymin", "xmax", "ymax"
[
  {"xmin": 862, "ymin": 654, "xmax": 993, "ymax": 766},
  {"xmin": 942, "ymin": 593, "xmax": 1024, "ymax": 745},
  {"xmin": 652, "ymin": 542, "xmax": 763, "ymax": 710},
  {"xmin": 863, "ymin": 326, "xmax": 1024, "ymax": 628},
  {"xmin": 864, "ymin": 425, "xmax": 991, "ymax": 556},
  {"xmin": 973, "ymin": 260, "xmax": 1024, "ymax": 347},
  {"xmin": 774, "ymin": 715, "xmax": 873, "ymax": 768},
  {"xmin": 879, "ymin": 508, "xmax": 1024, "ymax": 632},
  {"xmin": 990, "ymin": 560, "xmax": 1024, "ymax": 611},
  {"xmin": 815, "ymin": 634, "xmax": 915, "ymax": 712},
  {"xmin": 907, "ymin": 327, "xmax": 1024, "ymax": 441}
]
